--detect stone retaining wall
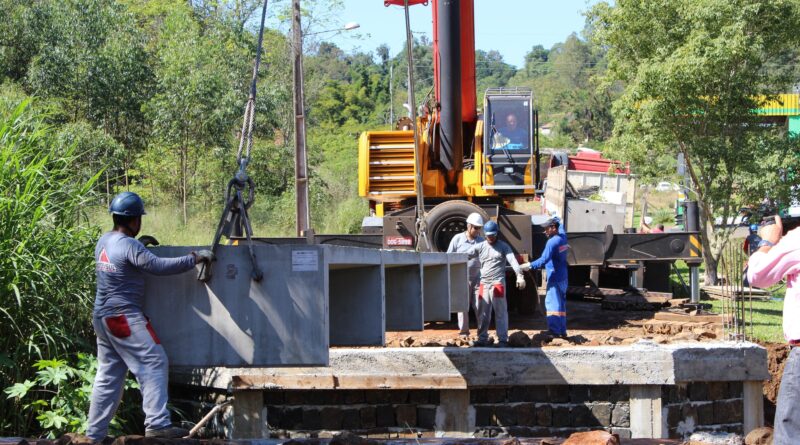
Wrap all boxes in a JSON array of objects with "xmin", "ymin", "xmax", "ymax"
[
  {"xmin": 172, "ymin": 382, "xmax": 745, "ymax": 440},
  {"xmin": 662, "ymin": 382, "xmax": 744, "ymax": 438}
]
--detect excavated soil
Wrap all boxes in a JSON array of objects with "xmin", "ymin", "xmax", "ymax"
[
  {"xmin": 382, "ymin": 300, "xmax": 721, "ymax": 348},
  {"xmin": 761, "ymin": 342, "xmax": 791, "ymax": 424}
]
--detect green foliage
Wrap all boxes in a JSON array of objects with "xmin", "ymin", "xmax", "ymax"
[
  {"xmin": 55, "ymin": 121, "xmax": 126, "ymax": 195},
  {"xmin": 590, "ymin": 0, "xmax": 800, "ymax": 283},
  {"xmin": 511, "ymin": 32, "xmax": 615, "ymax": 145},
  {"xmin": 475, "ymin": 50, "xmax": 516, "ymax": 96},
  {"xmin": 4, "ymin": 355, "xmax": 140, "ymax": 438},
  {"xmin": 0, "ymin": 98, "xmax": 101, "ymax": 435},
  {"xmin": 651, "ymin": 207, "xmax": 675, "ymax": 226}
]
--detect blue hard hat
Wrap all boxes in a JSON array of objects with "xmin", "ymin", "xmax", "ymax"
[
  {"xmin": 109, "ymin": 191, "xmax": 146, "ymax": 216},
  {"xmin": 749, "ymin": 224, "xmax": 758, "ymax": 233},
  {"xmin": 484, "ymin": 220, "xmax": 499, "ymax": 236}
]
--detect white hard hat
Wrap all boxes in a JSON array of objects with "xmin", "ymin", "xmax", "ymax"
[
  {"xmin": 644, "ymin": 216, "xmax": 653, "ymax": 225},
  {"xmin": 466, "ymin": 213, "xmax": 484, "ymax": 227}
]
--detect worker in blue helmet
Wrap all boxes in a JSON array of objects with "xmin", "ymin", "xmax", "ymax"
[
  {"xmin": 521, "ymin": 215, "xmax": 569, "ymax": 338},
  {"xmin": 744, "ymin": 223, "xmax": 762, "ymax": 256},
  {"xmin": 465, "ymin": 220, "xmax": 525, "ymax": 347},
  {"xmin": 741, "ymin": 223, "xmax": 763, "ymax": 288},
  {"xmin": 87, "ymin": 192, "xmax": 215, "ymax": 441}
]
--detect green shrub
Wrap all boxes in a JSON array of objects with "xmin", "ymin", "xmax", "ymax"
[
  {"xmin": 0, "ymin": 99, "xmax": 101, "ymax": 435},
  {"xmin": 4, "ymin": 355, "xmax": 140, "ymax": 438}
]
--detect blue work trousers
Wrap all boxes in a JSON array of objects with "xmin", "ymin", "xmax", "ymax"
[
  {"xmin": 545, "ymin": 280, "xmax": 568, "ymax": 336},
  {"xmin": 86, "ymin": 311, "xmax": 172, "ymax": 440}
]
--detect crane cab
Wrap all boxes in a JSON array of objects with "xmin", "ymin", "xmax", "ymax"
[{"xmin": 481, "ymin": 88, "xmax": 540, "ymax": 195}]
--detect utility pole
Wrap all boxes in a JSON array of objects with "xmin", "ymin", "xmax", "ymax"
[
  {"xmin": 389, "ymin": 62, "xmax": 394, "ymax": 126},
  {"xmin": 292, "ymin": 0, "xmax": 310, "ymax": 236}
]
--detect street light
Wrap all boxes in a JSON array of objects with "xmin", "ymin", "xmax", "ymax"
[{"xmin": 303, "ymin": 22, "xmax": 360, "ymax": 37}]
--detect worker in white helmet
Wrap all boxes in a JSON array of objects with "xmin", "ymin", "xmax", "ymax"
[{"xmin": 447, "ymin": 213, "xmax": 485, "ymax": 338}]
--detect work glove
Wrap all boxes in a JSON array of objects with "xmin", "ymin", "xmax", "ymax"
[
  {"xmin": 519, "ymin": 262, "xmax": 532, "ymax": 271},
  {"xmin": 516, "ymin": 274, "xmax": 526, "ymax": 290},
  {"xmin": 194, "ymin": 249, "xmax": 216, "ymax": 264},
  {"xmin": 138, "ymin": 235, "xmax": 160, "ymax": 247}
]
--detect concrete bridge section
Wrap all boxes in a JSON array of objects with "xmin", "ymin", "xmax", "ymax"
[
  {"xmin": 169, "ymin": 341, "xmax": 768, "ymax": 440},
  {"xmin": 143, "ymin": 245, "xmax": 468, "ymax": 366}
]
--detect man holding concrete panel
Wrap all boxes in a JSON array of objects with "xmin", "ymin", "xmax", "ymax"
[{"xmin": 466, "ymin": 220, "xmax": 526, "ymax": 348}]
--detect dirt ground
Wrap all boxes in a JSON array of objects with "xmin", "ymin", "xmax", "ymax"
[{"xmin": 383, "ymin": 299, "xmax": 719, "ymax": 348}]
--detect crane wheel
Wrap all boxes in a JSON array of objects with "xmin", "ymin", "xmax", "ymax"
[{"xmin": 425, "ymin": 201, "xmax": 490, "ymax": 252}]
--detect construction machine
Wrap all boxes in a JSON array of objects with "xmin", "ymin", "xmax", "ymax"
[
  {"xmin": 360, "ymin": 0, "xmax": 540, "ymax": 250},
  {"xmin": 359, "ymin": 0, "xmax": 704, "ymax": 308}
]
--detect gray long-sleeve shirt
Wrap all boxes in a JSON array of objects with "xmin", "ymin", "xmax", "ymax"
[
  {"xmin": 467, "ymin": 239, "xmax": 522, "ymax": 284},
  {"xmin": 94, "ymin": 231, "xmax": 195, "ymax": 317},
  {"xmin": 447, "ymin": 232, "xmax": 484, "ymax": 280}
]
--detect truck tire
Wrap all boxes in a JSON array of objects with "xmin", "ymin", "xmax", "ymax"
[{"xmin": 425, "ymin": 200, "xmax": 489, "ymax": 252}]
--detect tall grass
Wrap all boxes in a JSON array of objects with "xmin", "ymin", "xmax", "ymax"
[{"xmin": 0, "ymin": 100, "xmax": 101, "ymax": 435}]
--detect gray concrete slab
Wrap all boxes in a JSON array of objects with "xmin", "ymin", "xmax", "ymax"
[
  {"xmin": 421, "ymin": 253, "xmax": 451, "ymax": 322},
  {"xmin": 144, "ymin": 245, "xmax": 328, "ymax": 367},
  {"xmin": 174, "ymin": 341, "xmax": 768, "ymax": 390},
  {"xmin": 323, "ymin": 246, "xmax": 384, "ymax": 346},
  {"xmin": 382, "ymin": 250, "xmax": 424, "ymax": 332},
  {"xmin": 448, "ymin": 253, "xmax": 469, "ymax": 313}
]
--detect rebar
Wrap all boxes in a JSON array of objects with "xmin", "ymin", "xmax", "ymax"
[{"xmin": 719, "ymin": 239, "xmax": 751, "ymax": 342}]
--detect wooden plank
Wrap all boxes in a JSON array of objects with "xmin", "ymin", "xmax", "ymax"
[
  {"xmin": 568, "ymin": 286, "xmax": 671, "ymax": 303},
  {"xmin": 653, "ymin": 311, "xmax": 724, "ymax": 323},
  {"xmin": 232, "ymin": 373, "xmax": 467, "ymax": 390},
  {"xmin": 703, "ymin": 284, "xmax": 770, "ymax": 295}
]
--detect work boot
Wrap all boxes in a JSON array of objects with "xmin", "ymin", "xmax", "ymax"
[
  {"xmin": 145, "ymin": 426, "xmax": 190, "ymax": 439},
  {"xmin": 470, "ymin": 339, "xmax": 492, "ymax": 347},
  {"xmin": 496, "ymin": 341, "xmax": 509, "ymax": 348}
]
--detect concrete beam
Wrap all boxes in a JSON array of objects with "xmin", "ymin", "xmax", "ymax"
[
  {"xmin": 743, "ymin": 380, "xmax": 765, "ymax": 434},
  {"xmin": 629, "ymin": 385, "xmax": 663, "ymax": 439},
  {"xmin": 449, "ymin": 257, "xmax": 469, "ymax": 313},
  {"xmin": 329, "ymin": 266, "xmax": 384, "ymax": 345},
  {"xmin": 230, "ymin": 390, "xmax": 268, "ymax": 439},
  {"xmin": 172, "ymin": 342, "xmax": 768, "ymax": 390},
  {"xmin": 382, "ymin": 250, "xmax": 423, "ymax": 331},
  {"xmin": 671, "ymin": 342, "xmax": 769, "ymax": 382},
  {"xmin": 144, "ymin": 245, "xmax": 328, "ymax": 367},
  {"xmin": 421, "ymin": 253, "xmax": 451, "ymax": 322},
  {"xmin": 435, "ymin": 389, "xmax": 474, "ymax": 437},
  {"xmin": 325, "ymin": 246, "xmax": 384, "ymax": 346}
]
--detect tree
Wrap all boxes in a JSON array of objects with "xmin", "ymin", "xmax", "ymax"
[
  {"xmin": 523, "ymin": 44, "xmax": 549, "ymax": 78},
  {"xmin": 590, "ymin": 0, "xmax": 800, "ymax": 284},
  {"xmin": 23, "ymin": 0, "xmax": 153, "ymax": 188},
  {"xmin": 475, "ymin": 50, "xmax": 516, "ymax": 96},
  {"xmin": 144, "ymin": 7, "xmax": 248, "ymax": 223}
]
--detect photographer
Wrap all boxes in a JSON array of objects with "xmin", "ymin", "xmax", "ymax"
[{"xmin": 747, "ymin": 215, "xmax": 800, "ymax": 444}]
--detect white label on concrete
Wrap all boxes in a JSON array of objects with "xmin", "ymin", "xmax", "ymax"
[{"xmin": 292, "ymin": 250, "xmax": 318, "ymax": 271}]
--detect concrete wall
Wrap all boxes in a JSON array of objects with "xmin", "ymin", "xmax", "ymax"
[
  {"xmin": 143, "ymin": 245, "xmax": 470, "ymax": 364},
  {"xmin": 172, "ymin": 383, "xmax": 746, "ymax": 440},
  {"xmin": 144, "ymin": 245, "xmax": 328, "ymax": 367},
  {"xmin": 171, "ymin": 342, "xmax": 767, "ymax": 439}
]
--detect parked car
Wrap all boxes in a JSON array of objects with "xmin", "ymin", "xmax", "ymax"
[{"xmin": 655, "ymin": 181, "xmax": 679, "ymax": 192}]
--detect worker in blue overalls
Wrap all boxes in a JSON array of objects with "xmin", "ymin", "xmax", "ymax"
[{"xmin": 523, "ymin": 215, "xmax": 569, "ymax": 338}]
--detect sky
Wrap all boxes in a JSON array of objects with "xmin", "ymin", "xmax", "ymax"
[{"xmin": 299, "ymin": 0, "xmax": 600, "ymax": 68}]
